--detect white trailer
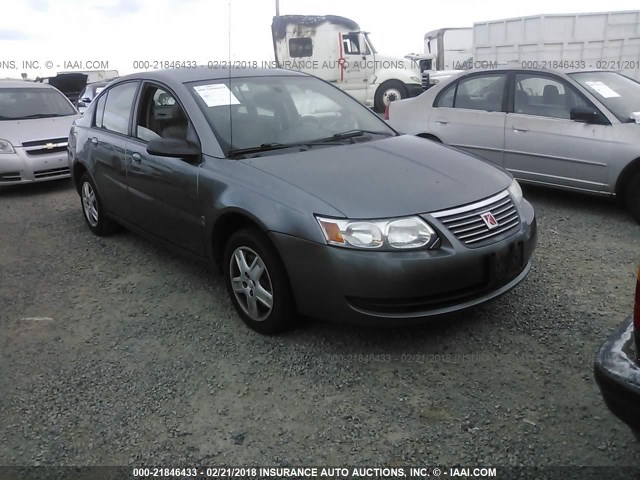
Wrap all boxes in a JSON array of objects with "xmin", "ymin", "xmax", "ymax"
[
  {"xmin": 418, "ymin": 10, "xmax": 640, "ymax": 88},
  {"xmin": 474, "ymin": 10, "xmax": 640, "ymax": 81},
  {"xmin": 271, "ymin": 15, "xmax": 424, "ymax": 112}
]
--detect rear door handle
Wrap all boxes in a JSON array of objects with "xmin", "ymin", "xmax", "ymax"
[
  {"xmin": 436, "ymin": 120, "xmax": 449, "ymax": 125},
  {"xmin": 512, "ymin": 127, "xmax": 528, "ymax": 133},
  {"xmin": 131, "ymin": 152, "xmax": 142, "ymax": 162}
]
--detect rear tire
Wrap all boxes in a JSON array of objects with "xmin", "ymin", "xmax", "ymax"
[
  {"xmin": 223, "ymin": 228, "xmax": 295, "ymax": 334},
  {"xmin": 79, "ymin": 173, "xmax": 118, "ymax": 236},
  {"xmin": 625, "ymin": 171, "xmax": 640, "ymax": 223},
  {"xmin": 374, "ymin": 80, "xmax": 408, "ymax": 113}
]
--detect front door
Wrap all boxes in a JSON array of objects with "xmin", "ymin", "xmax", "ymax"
[
  {"xmin": 504, "ymin": 72, "xmax": 611, "ymax": 192},
  {"xmin": 126, "ymin": 83, "xmax": 204, "ymax": 256},
  {"xmin": 339, "ymin": 32, "xmax": 372, "ymax": 103}
]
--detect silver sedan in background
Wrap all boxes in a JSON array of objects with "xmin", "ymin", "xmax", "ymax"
[
  {"xmin": 388, "ymin": 68, "xmax": 640, "ymax": 222},
  {"xmin": 0, "ymin": 81, "xmax": 79, "ymax": 185}
]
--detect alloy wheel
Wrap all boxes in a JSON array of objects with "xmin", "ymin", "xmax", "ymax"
[
  {"xmin": 82, "ymin": 181, "xmax": 99, "ymax": 227},
  {"xmin": 229, "ymin": 246, "xmax": 274, "ymax": 322}
]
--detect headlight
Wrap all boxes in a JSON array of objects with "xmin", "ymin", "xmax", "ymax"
[
  {"xmin": 316, "ymin": 216, "xmax": 436, "ymax": 250},
  {"xmin": 508, "ymin": 179, "xmax": 523, "ymax": 205},
  {"xmin": 0, "ymin": 139, "xmax": 15, "ymax": 154}
]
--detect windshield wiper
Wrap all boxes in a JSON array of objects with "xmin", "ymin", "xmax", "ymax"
[
  {"xmin": 17, "ymin": 113, "xmax": 70, "ymax": 119},
  {"xmin": 330, "ymin": 129, "xmax": 394, "ymax": 141},
  {"xmin": 228, "ymin": 143, "xmax": 296, "ymax": 158},
  {"xmin": 229, "ymin": 141, "xmax": 342, "ymax": 158}
]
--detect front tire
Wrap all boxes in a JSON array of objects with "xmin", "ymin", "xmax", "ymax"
[
  {"xmin": 625, "ymin": 171, "xmax": 640, "ymax": 223},
  {"xmin": 374, "ymin": 80, "xmax": 408, "ymax": 113},
  {"xmin": 223, "ymin": 228, "xmax": 295, "ymax": 334},
  {"xmin": 79, "ymin": 173, "xmax": 118, "ymax": 236}
]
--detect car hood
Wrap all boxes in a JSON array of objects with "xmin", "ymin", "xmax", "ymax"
[
  {"xmin": 47, "ymin": 73, "xmax": 88, "ymax": 96},
  {"xmin": 1, "ymin": 115, "xmax": 79, "ymax": 145},
  {"xmin": 375, "ymin": 54, "xmax": 420, "ymax": 76},
  {"xmin": 241, "ymin": 135, "xmax": 512, "ymax": 218}
]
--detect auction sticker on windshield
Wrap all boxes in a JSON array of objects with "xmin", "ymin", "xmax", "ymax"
[
  {"xmin": 194, "ymin": 84, "xmax": 241, "ymax": 107},
  {"xmin": 584, "ymin": 81, "xmax": 620, "ymax": 98}
]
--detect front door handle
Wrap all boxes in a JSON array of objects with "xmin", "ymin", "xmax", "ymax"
[
  {"xmin": 512, "ymin": 127, "xmax": 528, "ymax": 133},
  {"xmin": 90, "ymin": 137, "xmax": 98, "ymax": 145},
  {"xmin": 131, "ymin": 152, "xmax": 142, "ymax": 162}
]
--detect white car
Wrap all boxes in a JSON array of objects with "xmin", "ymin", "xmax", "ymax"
[
  {"xmin": 387, "ymin": 68, "xmax": 640, "ymax": 222},
  {"xmin": 0, "ymin": 81, "xmax": 80, "ymax": 185}
]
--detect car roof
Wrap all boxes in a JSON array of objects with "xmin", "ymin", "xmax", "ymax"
[
  {"xmin": 0, "ymin": 80, "xmax": 58, "ymax": 89},
  {"xmin": 116, "ymin": 66, "xmax": 307, "ymax": 85},
  {"xmin": 458, "ymin": 65, "xmax": 614, "ymax": 76}
]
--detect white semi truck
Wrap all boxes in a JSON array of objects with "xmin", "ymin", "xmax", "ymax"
[
  {"xmin": 271, "ymin": 15, "xmax": 424, "ymax": 112},
  {"xmin": 417, "ymin": 10, "xmax": 640, "ymax": 88}
]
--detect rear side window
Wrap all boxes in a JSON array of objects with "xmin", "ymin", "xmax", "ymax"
[
  {"xmin": 435, "ymin": 74, "xmax": 506, "ymax": 112},
  {"xmin": 100, "ymin": 82, "xmax": 138, "ymax": 135}
]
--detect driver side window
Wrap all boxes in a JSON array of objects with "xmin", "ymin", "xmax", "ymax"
[
  {"xmin": 514, "ymin": 74, "xmax": 589, "ymax": 120},
  {"xmin": 135, "ymin": 84, "xmax": 189, "ymax": 142}
]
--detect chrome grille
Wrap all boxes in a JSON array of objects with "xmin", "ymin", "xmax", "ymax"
[
  {"xmin": 432, "ymin": 191, "xmax": 520, "ymax": 246},
  {"xmin": 33, "ymin": 167, "xmax": 70, "ymax": 179},
  {"xmin": 22, "ymin": 137, "xmax": 68, "ymax": 156}
]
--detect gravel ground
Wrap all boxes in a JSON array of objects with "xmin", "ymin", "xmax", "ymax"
[{"xmin": 0, "ymin": 178, "xmax": 639, "ymax": 467}]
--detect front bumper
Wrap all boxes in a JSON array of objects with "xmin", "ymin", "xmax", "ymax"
[
  {"xmin": 272, "ymin": 200, "xmax": 536, "ymax": 325},
  {"xmin": 594, "ymin": 315, "xmax": 640, "ymax": 433},
  {"xmin": 0, "ymin": 147, "xmax": 70, "ymax": 185}
]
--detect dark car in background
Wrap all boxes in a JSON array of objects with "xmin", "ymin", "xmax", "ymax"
[
  {"xmin": 76, "ymin": 81, "xmax": 109, "ymax": 114},
  {"xmin": 68, "ymin": 67, "xmax": 536, "ymax": 333},
  {"xmin": 595, "ymin": 267, "xmax": 640, "ymax": 441}
]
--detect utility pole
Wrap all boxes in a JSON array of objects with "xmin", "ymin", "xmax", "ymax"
[{"xmin": 275, "ymin": 0, "xmax": 280, "ymax": 16}]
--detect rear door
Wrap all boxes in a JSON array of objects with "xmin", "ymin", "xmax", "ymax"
[
  {"xmin": 88, "ymin": 81, "xmax": 139, "ymax": 220},
  {"xmin": 504, "ymin": 72, "xmax": 611, "ymax": 192},
  {"xmin": 429, "ymin": 72, "xmax": 508, "ymax": 167},
  {"xmin": 125, "ymin": 82, "xmax": 204, "ymax": 256}
]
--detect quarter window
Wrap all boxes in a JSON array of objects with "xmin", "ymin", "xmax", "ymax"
[
  {"xmin": 435, "ymin": 83, "xmax": 455, "ymax": 108},
  {"xmin": 100, "ymin": 82, "xmax": 138, "ymax": 135},
  {"xmin": 94, "ymin": 94, "xmax": 106, "ymax": 128}
]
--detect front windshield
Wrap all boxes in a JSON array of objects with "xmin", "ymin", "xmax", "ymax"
[
  {"xmin": 0, "ymin": 87, "xmax": 77, "ymax": 120},
  {"xmin": 569, "ymin": 71, "xmax": 640, "ymax": 123},
  {"xmin": 364, "ymin": 33, "xmax": 377, "ymax": 54},
  {"xmin": 189, "ymin": 75, "xmax": 394, "ymax": 155}
]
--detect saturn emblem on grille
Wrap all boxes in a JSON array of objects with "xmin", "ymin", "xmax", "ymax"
[
  {"xmin": 45, "ymin": 143, "xmax": 55, "ymax": 150},
  {"xmin": 480, "ymin": 211, "xmax": 499, "ymax": 230}
]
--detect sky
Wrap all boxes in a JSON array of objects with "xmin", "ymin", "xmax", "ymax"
[{"xmin": 1, "ymin": 0, "xmax": 640, "ymax": 78}]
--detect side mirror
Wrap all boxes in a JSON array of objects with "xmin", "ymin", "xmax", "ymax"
[
  {"xmin": 147, "ymin": 138, "xmax": 200, "ymax": 162},
  {"xmin": 570, "ymin": 106, "xmax": 604, "ymax": 124}
]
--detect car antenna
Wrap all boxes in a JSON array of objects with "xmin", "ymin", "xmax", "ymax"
[{"xmin": 228, "ymin": 0, "xmax": 233, "ymax": 151}]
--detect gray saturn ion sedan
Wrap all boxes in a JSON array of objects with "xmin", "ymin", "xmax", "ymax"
[
  {"xmin": 0, "ymin": 81, "xmax": 79, "ymax": 184},
  {"xmin": 68, "ymin": 67, "xmax": 537, "ymax": 333}
]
